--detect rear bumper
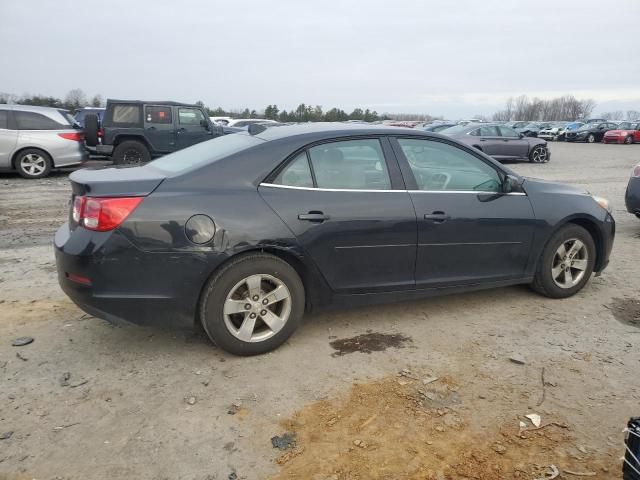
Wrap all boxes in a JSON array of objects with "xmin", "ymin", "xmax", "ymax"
[
  {"xmin": 54, "ymin": 222, "xmax": 211, "ymax": 330},
  {"xmin": 85, "ymin": 145, "xmax": 114, "ymax": 156}
]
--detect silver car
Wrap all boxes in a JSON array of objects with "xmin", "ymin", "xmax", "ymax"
[{"xmin": 0, "ymin": 104, "xmax": 87, "ymax": 178}]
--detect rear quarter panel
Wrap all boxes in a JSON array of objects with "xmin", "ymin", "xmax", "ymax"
[{"xmin": 16, "ymin": 130, "xmax": 85, "ymax": 166}]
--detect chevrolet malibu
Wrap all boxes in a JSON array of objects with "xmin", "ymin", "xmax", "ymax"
[{"xmin": 55, "ymin": 124, "xmax": 615, "ymax": 355}]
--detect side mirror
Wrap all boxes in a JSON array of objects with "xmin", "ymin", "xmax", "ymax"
[
  {"xmin": 502, "ymin": 174, "xmax": 520, "ymax": 194},
  {"xmin": 200, "ymin": 119, "xmax": 210, "ymax": 131},
  {"xmin": 518, "ymin": 133, "xmax": 524, "ymax": 139}
]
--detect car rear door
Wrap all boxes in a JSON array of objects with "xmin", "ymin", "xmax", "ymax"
[
  {"xmin": 497, "ymin": 126, "xmax": 529, "ymax": 159},
  {"xmin": 175, "ymin": 107, "xmax": 214, "ymax": 150},
  {"xmin": 0, "ymin": 109, "xmax": 17, "ymax": 168},
  {"xmin": 143, "ymin": 105, "xmax": 176, "ymax": 153},
  {"xmin": 390, "ymin": 136, "xmax": 536, "ymax": 288},
  {"xmin": 259, "ymin": 137, "xmax": 417, "ymax": 293},
  {"xmin": 474, "ymin": 126, "xmax": 503, "ymax": 159}
]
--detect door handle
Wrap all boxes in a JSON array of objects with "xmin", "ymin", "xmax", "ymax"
[
  {"xmin": 298, "ymin": 212, "xmax": 330, "ymax": 222},
  {"xmin": 479, "ymin": 139, "xmax": 486, "ymax": 141},
  {"xmin": 424, "ymin": 212, "xmax": 450, "ymax": 223}
]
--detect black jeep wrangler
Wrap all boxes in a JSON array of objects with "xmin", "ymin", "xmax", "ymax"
[{"xmin": 84, "ymin": 100, "xmax": 225, "ymax": 164}]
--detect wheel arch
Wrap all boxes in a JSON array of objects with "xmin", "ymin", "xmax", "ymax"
[
  {"xmin": 194, "ymin": 245, "xmax": 329, "ymax": 326},
  {"xmin": 11, "ymin": 146, "xmax": 52, "ymax": 170},
  {"xmin": 112, "ymin": 134, "xmax": 151, "ymax": 150},
  {"xmin": 543, "ymin": 215, "xmax": 605, "ymax": 272}
]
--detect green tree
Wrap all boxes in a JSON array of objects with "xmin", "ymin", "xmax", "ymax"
[{"xmin": 349, "ymin": 108, "xmax": 364, "ymax": 120}]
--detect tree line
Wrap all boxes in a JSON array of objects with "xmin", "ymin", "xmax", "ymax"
[
  {"xmin": 491, "ymin": 95, "xmax": 598, "ymax": 122},
  {"xmin": 4, "ymin": 89, "xmax": 639, "ymax": 123},
  {"xmin": 204, "ymin": 103, "xmax": 388, "ymax": 123},
  {"xmin": 0, "ymin": 89, "xmax": 104, "ymax": 112}
]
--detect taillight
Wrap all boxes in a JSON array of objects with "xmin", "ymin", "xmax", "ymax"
[
  {"xmin": 58, "ymin": 132, "xmax": 84, "ymax": 142},
  {"xmin": 73, "ymin": 196, "xmax": 143, "ymax": 231},
  {"xmin": 633, "ymin": 165, "xmax": 640, "ymax": 178}
]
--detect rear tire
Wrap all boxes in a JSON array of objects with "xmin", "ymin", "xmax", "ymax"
[
  {"xmin": 624, "ymin": 135, "xmax": 634, "ymax": 145},
  {"xmin": 15, "ymin": 148, "xmax": 52, "ymax": 179},
  {"xmin": 586, "ymin": 133, "xmax": 596, "ymax": 143},
  {"xmin": 84, "ymin": 114, "xmax": 99, "ymax": 147},
  {"xmin": 112, "ymin": 140, "xmax": 150, "ymax": 165},
  {"xmin": 199, "ymin": 253, "xmax": 305, "ymax": 356},
  {"xmin": 531, "ymin": 224, "xmax": 596, "ymax": 299}
]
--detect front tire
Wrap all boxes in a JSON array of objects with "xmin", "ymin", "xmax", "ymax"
[
  {"xmin": 15, "ymin": 149, "xmax": 52, "ymax": 179},
  {"xmin": 624, "ymin": 135, "xmax": 634, "ymax": 145},
  {"xmin": 531, "ymin": 224, "xmax": 596, "ymax": 299},
  {"xmin": 112, "ymin": 140, "xmax": 150, "ymax": 165},
  {"xmin": 529, "ymin": 145, "xmax": 549, "ymax": 163},
  {"xmin": 586, "ymin": 134, "xmax": 596, "ymax": 143},
  {"xmin": 200, "ymin": 253, "xmax": 305, "ymax": 356}
]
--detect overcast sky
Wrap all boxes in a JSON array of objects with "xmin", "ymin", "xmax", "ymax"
[{"xmin": 1, "ymin": 0, "xmax": 639, "ymax": 118}]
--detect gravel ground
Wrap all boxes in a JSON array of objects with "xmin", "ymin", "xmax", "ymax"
[{"xmin": 0, "ymin": 142, "xmax": 639, "ymax": 479}]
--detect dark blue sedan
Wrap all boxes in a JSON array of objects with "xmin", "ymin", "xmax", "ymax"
[{"xmin": 54, "ymin": 123, "xmax": 615, "ymax": 355}]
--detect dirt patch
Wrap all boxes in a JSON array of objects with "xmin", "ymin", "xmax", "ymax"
[
  {"xmin": 269, "ymin": 377, "xmax": 617, "ymax": 479},
  {"xmin": 329, "ymin": 332, "xmax": 412, "ymax": 356},
  {"xmin": 608, "ymin": 298, "xmax": 640, "ymax": 328}
]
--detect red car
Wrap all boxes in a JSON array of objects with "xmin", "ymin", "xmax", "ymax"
[{"xmin": 603, "ymin": 122, "xmax": 640, "ymax": 144}]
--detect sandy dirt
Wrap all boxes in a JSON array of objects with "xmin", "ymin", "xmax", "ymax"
[{"xmin": 0, "ymin": 143, "xmax": 639, "ymax": 479}]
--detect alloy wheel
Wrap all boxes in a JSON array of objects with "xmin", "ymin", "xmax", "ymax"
[
  {"xmin": 551, "ymin": 238, "xmax": 588, "ymax": 289},
  {"xmin": 532, "ymin": 146, "xmax": 548, "ymax": 163},
  {"xmin": 625, "ymin": 136, "xmax": 633, "ymax": 145},
  {"xmin": 223, "ymin": 274, "xmax": 292, "ymax": 342},
  {"xmin": 587, "ymin": 134, "xmax": 595, "ymax": 143},
  {"xmin": 20, "ymin": 153, "xmax": 46, "ymax": 176}
]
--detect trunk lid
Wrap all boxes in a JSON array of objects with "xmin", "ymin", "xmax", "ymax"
[{"xmin": 69, "ymin": 165, "xmax": 166, "ymax": 197}]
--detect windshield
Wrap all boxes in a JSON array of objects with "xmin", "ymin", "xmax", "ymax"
[
  {"xmin": 439, "ymin": 125, "xmax": 469, "ymax": 134},
  {"xmin": 149, "ymin": 133, "xmax": 263, "ymax": 174}
]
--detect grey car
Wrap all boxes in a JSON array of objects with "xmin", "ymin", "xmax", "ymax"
[
  {"xmin": 440, "ymin": 123, "xmax": 550, "ymax": 163},
  {"xmin": 0, "ymin": 104, "xmax": 87, "ymax": 178}
]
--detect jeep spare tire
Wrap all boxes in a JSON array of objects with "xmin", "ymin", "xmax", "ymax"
[
  {"xmin": 112, "ymin": 140, "xmax": 151, "ymax": 165},
  {"xmin": 84, "ymin": 114, "xmax": 99, "ymax": 147}
]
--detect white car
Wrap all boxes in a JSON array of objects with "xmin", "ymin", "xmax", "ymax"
[
  {"xmin": 210, "ymin": 116, "xmax": 232, "ymax": 126},
  {"xmin": 226, "ymin": 118, "xmax": 278, "ymax": 128}
]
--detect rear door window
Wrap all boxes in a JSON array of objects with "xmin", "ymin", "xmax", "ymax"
[
  {"xmin": 15, "ymin": 111, "xmax": 65, "ymax": 130},
  {"xmin": 0, "ymin": 110, "xmax": 8, "ymax": 129},
  {"xmin": 273, "ymin": 153, "xmax": 314, "ymax": 188},
  {"xmin": 307, "ymin": 139, "xmax": 391, "ymax": 190},
  {"xmin": 145, "ymin": 106, "xmax": 173, "ymax": 124}
]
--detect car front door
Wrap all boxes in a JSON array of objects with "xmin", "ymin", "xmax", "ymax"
[
  {"xmin": 259, "ymin": 137, "xmax": 417, "ymax": 293},
  {"xmin": 175, "ymin": 107, "xmax": 214, "ymax": 150},
  {"xmin": 143, "ymin": 105, "xmax": 176, "ymax": 153},
  {"xmin": 391, "ymin": 136, "xmax": 536, "ymax": 288},
  {"xmin": 0, "ymin": 109, "xmax": 18, "ymax": 168},
  {"xmin": 497, "ymin": 126, "xmax": 529, "ymax": 159}
]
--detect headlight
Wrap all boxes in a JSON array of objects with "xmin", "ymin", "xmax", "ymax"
[{"xmin": 592, "ymin": 195, "xmax": 611, "ymax": 212}]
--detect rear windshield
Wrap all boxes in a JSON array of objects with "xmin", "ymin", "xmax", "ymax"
[
  {"xmin": 149, "ymin": 133, "xmax": 263, "ymax": 173},
  {"xmin": 439, "ymin": 125, "xmax": 469, "ymax": 134}
]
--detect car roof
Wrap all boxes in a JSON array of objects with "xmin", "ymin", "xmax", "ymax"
[
  {"xmin": 106, "ymin": 99, "xmax": 199, "ymax": 107},
  {"xmin": 0, "ymin": 104, "xmax": 70, "ymax": 113},
  {"xmin": 249, "ymin": 122, "xmax": 420, "ymax": 141}
]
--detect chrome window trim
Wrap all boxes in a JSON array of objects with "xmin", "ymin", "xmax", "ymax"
[{"xmin": 259, "ymin": 183, "xmax": 527, "ymax": 196}]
